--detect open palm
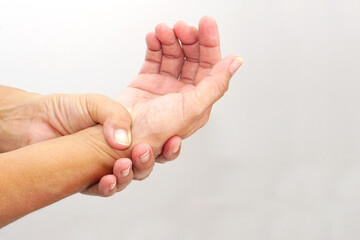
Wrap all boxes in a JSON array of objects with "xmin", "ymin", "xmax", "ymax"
[{"xmin": 117, "ymin": 16, "xmax": 241, "ymax": 154}]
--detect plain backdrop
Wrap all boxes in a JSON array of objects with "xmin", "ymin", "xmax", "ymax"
[{"xmin": 1, "ymin": 0, "xmax": 360, "ymax": 239}]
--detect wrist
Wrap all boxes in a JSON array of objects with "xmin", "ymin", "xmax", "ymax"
[
  {"xmin": 0, "ymin": 93, "xmax": 42, "ymax": 152},
  {"xmin": 76, "ymin": 125, "xmax": 132, "ymax": 167}
]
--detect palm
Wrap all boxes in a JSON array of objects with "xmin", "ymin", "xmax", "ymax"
[
  {"xmin": 118, "ymin": 74, "xmax": 202, "ymax": 151},
  {"xmin": 116, "ymin": 17, "xmax": 228, "ymax": 155}
]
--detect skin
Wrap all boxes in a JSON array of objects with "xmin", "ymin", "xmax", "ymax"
[
  {"xmin": 0, "ymin": 16, "xmax": 243, "ymax": 228},
  {"xmin": 0, "ymin": 87, "xmax": 181, "ymax": 196},
  {"xmin": 117, "ymin": 16, "xmax": 243, "ymax": 154}
]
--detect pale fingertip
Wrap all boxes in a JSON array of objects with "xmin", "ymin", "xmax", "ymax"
[
  {"xmin": 155, "ymin": 22, "xmax": 171, "ymax": 32},
  {"xmin": 146, "ymin": 31, "xmax": 156, "ymax": 38},
  {"xmin": 229, "ymin": 57, "xmax": 244, "ymax": 75},
  {"xmin": 121, "ymin": 163, "xmax": 132, "ymax": 177},
  {"xmin": 109, "ymin": 181, "xmax": 117, "ymax": 191},
  {"xmin": 200, "ymin": 15, "xmax": 217, "ymax": 23},
  {"xmin": 172, "ymin": 141, "xmax": 182, "ymax": 154},
  {"xmin": 114, "ymin": 129, "xmax": 131, "ymax": 147},
  {"xmin": 175, "ymin": 19, "xmax": 188, "ymax": 27},
  {"xmin": 139, "ymin": 149, "xmax": 150, "ymax": 163}
]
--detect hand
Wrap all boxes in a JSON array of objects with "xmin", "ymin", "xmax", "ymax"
[
  {"xmin": 117, "ymin": 16, "xmax": 243, "ymax": 155},
  {"xmin": 0, "ymin": 93, "xmax": 134, "ymax": 151},
  {"xmin": 0, "ymin": 92, "xmax": 181, "ymax": 196},
  {"xmin": 81, "ymin": 139, "xmax": 182, "ymax": 197}
]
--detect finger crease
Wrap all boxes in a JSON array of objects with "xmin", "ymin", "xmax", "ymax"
[
  {"xmin": 199, "ymin": 60, "xmax": 214, "ymax": 69},
  {"xmin": 160, "ymin": 41, "xmax": 179, "ymax": 47},
  {"xmin": 180, "ymin": 76, "xmax": 194, "ymax": 83},
  {"xmin": 159, "ymin": 69, "xmax": 176, "ymax": 77},
  {"xmin": 145, "ymin": 58, "xmax": 161, "ymax": 64},
  {"xmin": 181, "ymin": 41, "xmax": 199, "ymax": 46},
  {"xmin": 200, "ymin": 43, "xmax": 219, "ymax": 48},
  {"xmin": 163, "ymin": 53, "xmax": 183, "ymax": 59},
  {"xmin": 148, "ymin": 48, "xmax": 162, "ymax": 52},
  {"xmin": 184, "ymin": 57, "xmax": 199, "ymax": 63}
]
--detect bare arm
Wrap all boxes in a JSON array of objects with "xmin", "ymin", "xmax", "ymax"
[
  {"xmin": 0, "ymin": 125, "xmax": 121, "ymax": 228},
  {"xmin": 0, "ymin": 16, "xmax": 242, "ymax": 228},
  {"xmin": 0, "ymin": 85, "xmax": 181, "ymax": 196}
]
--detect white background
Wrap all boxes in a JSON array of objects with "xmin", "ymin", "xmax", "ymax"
[{"xmin": 1, "ymin": 0, "xmax": 360, "ymax": 239}]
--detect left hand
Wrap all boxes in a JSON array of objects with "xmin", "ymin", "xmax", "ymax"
[{"xmin": 0, "ymin": 93, "xmax": 181, "ymax": 196}]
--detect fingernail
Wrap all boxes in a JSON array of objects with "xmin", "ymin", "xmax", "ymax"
[
  {"xmin": 172, "ymin": 141, "xmax": 181, "ymax": 154},
  {"xmin": 121, "ymin": 164, "xmax": 132, "ymax": 177},
  {"xmin": 139, "ymin": 149, "xmax": 150, "ymax": 163},
  {"xmin": 114, "ymin": 129, "xmax": 131, "ymax": 147},
  {"xmin": 229, "ymin": 57, "xmax": 243, "ymax": 75},
  {"xmin": 110, "ymin": 182, "xmax": 116, "ymax": 191}
]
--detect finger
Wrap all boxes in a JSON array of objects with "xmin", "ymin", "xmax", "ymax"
[
  {"xmin": 195, "ymin": 16, "xmax": 222, "ymax": 85},
  {"xmin": 84, "ymin": 94, "xmax": 132, "ymax": 150},
  {"xmin": 81, "ymin": 159, "xmax": 133, "ymax": 197},
  {"xmin": 113, "ymin": 158, "xmax": 133, "ymax": 192},
  {"xmin": 131, "ymin": 143, "xmax": 155, "ymax": 181},
  {"xmin": 195, "ymin": 55, "xmax": 243, "ymax": 109},
  {"xmin": 156, "ymin": 136, "xmax": 182, "ymax": 163},
  {"xmin": 82, "ymin": 175, "xmax": 118, "ymax": 197},
  {"xmin": 139, "ymin": 31, "xmax": 162, "ymax": 74},
  {"xmin": 174, "ymin": 20, "xmax": 200, "ymax": 84},
  {"xmin": 155, "ymin": 23, "xmax": 184, "ymax": 79}
]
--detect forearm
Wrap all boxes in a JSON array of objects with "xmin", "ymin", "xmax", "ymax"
[{"xmin": 0, "ymin": 125, "xmax": 126, "ymax": 228}]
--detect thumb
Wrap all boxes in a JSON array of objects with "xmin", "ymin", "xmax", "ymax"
[
  {"xmin": 195, "ymin": 55, "xmax": 243, "ymax": 109},
  {"xmin": 85, "ymin": 94, "xmax": 132, "ymax": 150}
]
